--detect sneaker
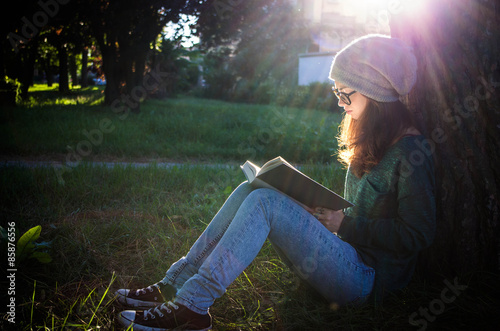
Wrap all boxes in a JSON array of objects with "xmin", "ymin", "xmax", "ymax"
[
  {"xmin": 115, "ymin": 282, "xmax": 176, "ymax": 308},
  {"xmin": 118, "ymin": 301, "xmax": 212, "ymax": 331}
]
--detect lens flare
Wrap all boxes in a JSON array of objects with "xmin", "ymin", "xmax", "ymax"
[{"xmin": 392, "ymin": 0, "xmax": 430, "ymax": 16}]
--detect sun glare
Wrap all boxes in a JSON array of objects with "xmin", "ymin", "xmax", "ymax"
[
  {"xmin": 164, "ymin": 14, "xmax": 199, "ymax": 48},
  {"xmin": 355, "ymin": 0, "xmax": 430, "ymax": 16},
  {"xmin": 336, "ymin": 0, "xmax": 430, "ymax": 35},
  {"xmin": 390, "ymin": 0, "xmax": 430, "ymax": 16}
]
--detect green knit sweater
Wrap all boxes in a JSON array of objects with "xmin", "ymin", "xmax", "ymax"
[{"xmin": 337, "ymin": 135, "xmax": 436, "ymax": 301}]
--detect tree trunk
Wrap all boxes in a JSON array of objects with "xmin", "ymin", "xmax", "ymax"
[
  {"xmin": 18, "ymin": 42, "xmax": 37, "ymax": 99},
  {"xmin": 46, "ymin": 66, "xmax": 54, "ymax": 87},
  {"xmin": 69, "ymin": 53, "xmax": 78, "ymax": 88},
  {"xmin": 101, "ymin": 46, "xmax": 121, "ymax": 106},
  {"xmin": 0, "ymin": 41, "xmax": 5, "ymax": 80},
  {"xmin": 81, "ymin": 47, "xmax": 88, "ymax": 88},
  {"xmin": 122, "ymin": 50, "xmax": 140, "ymax": 113},
  {"xmin": 390, "ymin": 0, "xmax": 500, "ymax": 280},
  {"xmin": 58, "ymin": 44, "xmax": 69, "ymax": 93},
  {"xmin": 123, "ymin": 46, "xmax": 149, "ymax": 114}
]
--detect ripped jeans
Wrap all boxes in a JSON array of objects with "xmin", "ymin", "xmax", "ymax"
[{"xmin": 161, "ymin": 182, "xmax": 375, "ymax": 314}]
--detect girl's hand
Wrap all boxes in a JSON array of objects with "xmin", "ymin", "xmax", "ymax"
[{"xmin": 312, "ymin": 207, "xmax": 344, "ymax": 233}]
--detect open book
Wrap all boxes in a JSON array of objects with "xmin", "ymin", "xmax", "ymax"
[{"xmin": 240, "ymin": 156, "xmax": 353, "ymax": 210}]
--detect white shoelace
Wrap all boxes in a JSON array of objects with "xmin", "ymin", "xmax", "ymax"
[
  {"xmin": 135, "ymin": 284, "xmax": 158, "ymax": 296},
  {"xmin": 144, "ymin": 301, "xmax": 179, "ymax": 319}
]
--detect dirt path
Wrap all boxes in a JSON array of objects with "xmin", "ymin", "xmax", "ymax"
[{"xmin": 0, "ymin": 155, "xmax": 238, "ymax": 169}]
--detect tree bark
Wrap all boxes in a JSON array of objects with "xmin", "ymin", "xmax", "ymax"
[
  {"xmin": 58, "ymin": 44, "xmax": 69, "ymax": 93},
  {"xmin": 100, "ymin": 45, "xmax": 122, "ymax": 106},
  {"xmin": 69, "ymin": 53, "xmax": 78, "ymax": 88},
  {"xmin": 81, "ymin": 47, "xmax": 88, "ymax": 88},
  {"xmin": 17, "ymin": 42, "xmax": 37, "ymax": 99},
  {"xmin": 390, "ymin": 0, "xmax": 500, "ymax": 279},
  {"xmin": 122, "ymin": 43, "xmax": 149, "ymax": 113}
]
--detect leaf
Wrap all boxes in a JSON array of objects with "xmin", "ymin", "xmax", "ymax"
[
  {"xmin": 16, "ymin": 225, "xmax": 42, "ymax": 259},
  {"xmin": 31, "ymin": 252, "xmax": 52, "ymax": 264},
  {"xmin": 0, "ymin": 226, "xmax": 7, "ymax": 242},
  {"xmin": 223, "ymin": 186, "xmax": 233, "ymax": 195},
  {"xmin": 33, "ymin": 241, "xmax": 52, "ymax": 250}
]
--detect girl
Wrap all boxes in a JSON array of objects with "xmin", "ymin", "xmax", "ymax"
[{"xmin": 116, "ymin": 35, "xmax": 436, "ymax": 331}]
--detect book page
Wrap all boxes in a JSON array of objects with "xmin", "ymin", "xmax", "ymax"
[
  {"xmin": 259, "ymin": 156, "xmax": 288, "ymax": 175},
  {"xmin": 240, "ymin": 161, "xmax": 260, "ymax": 183}
]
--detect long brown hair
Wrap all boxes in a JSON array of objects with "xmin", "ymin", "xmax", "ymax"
[{"xmin": 337, "ymin": 99, "xmax": 415, "ymax": 177}]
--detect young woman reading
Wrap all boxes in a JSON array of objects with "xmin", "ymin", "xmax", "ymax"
[{"xmin": 115, "ymin": 35, "xmax": 436, "ymax": 331}]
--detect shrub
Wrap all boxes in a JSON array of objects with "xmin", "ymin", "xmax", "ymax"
[
  {"xmin": 220, "ymin": 78, "xmax": 338, "ymax": 113},
  {"xmin": 0, "ymin": 76, "xmax": 21, "ymax": 106},
  {"xmin": 274, "ymin": 82, "xmax": 338, "ymax": 112},
  {"xmin": 200, "ymin": 47, "xmax": 235, "ymax": 100}
]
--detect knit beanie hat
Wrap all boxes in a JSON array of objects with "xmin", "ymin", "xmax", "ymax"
[{"xmin": 329, "ymin": 34, "xmax": 417, "ymax": 102}]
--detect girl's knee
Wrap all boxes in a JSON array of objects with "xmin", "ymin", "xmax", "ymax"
[
  {"xmin": 244, "ymin": 188, "xmax": 286, "ymax": 209},
  {"xmin": 231, "ymin": 181, "xmax": 253, "ymax": 196},
  {"xmin": 248, "ymin": 188, "xmax": 278, "ymax": 200}
]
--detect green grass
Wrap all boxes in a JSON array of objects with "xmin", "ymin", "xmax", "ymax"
[
  {"xmin": 1, "ymin": 86, "xmax": 497, "ymax": 330},
  {"xmin": 1, "ymin": 165, "xmax": 497, "ymax": 330},
  {"xmin": 0, "ymin": 84, "xmax": 342, "ymax": 164}
]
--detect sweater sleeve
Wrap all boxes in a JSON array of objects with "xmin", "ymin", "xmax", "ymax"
[{"xmin": 337, "ymin": 158, "xmax": 436, "ymax": 255}]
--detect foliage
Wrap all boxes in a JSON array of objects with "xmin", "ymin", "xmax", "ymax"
[
  {"xmin": 0, "ymin": 76, "xmax": 21, "ymax": 106},
  {"xmin": 0, "ymin": 0, "xmax": 208, "ymax": 107},
  {"xmin": 198, "ymin": 0, "xmax": 313, "ymax": 108},
  {"xmin": 1, "ymin": 0, "xmax": 320, "ymax": 112},
  {"xmin": 0, "ymin": 224, "xmax": 52, "ymax": 267},
  {"xmin": 233, "ymin": 80, "xmax": 339, "ymax": 112},
  {"xmin": 198, "ymin": 47, "xmax": 236, "ymax": 100},
  {"xmin": 0, "ymin": 0, "xmax": 92, "ymax": 95},
  {"xmin": 198, "ymin": 0, "xmax": 305, "ymax": 49},
  {"xmin": 230, "ymin": 0, "xmax": 310, "ymax": 85},
  {"xmin": 34, "ymin": 40, "xmax": 60, "ymax": 85},
  {"xmin": 82, "ymin": 0, "xmax": 208, "ymax": 107},
  {"xmin": 16, "ymin": 226, "xmax": 52, "ymax": 264},
  {"xmin": 150, "ymin": 36, "xmax": 201, "ymax": 98}
]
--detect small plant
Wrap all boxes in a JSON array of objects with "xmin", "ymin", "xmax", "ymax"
[
  {"xmin": 0, "ymin": 76, "xmax": 21, "ymax": 106},
  {"xmin": 0, "ymin": 225, "xmax": 53, "ymax": 264}
]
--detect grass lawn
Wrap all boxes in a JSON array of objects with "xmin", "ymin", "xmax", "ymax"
[
  {"xmin": 1, "ymin": 86, "xmax": 497, "ymax": 330},
  {"xmin": 0, "ymin": 85, "xmax": 341, "ymax": 164}
]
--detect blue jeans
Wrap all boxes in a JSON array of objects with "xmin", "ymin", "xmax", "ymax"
[{"xmin": 161, "ymin": 182, "xmax": 375, "ymax": 314}]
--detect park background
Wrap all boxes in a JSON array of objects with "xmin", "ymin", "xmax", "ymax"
[{"xmin": 1, "ymin": 0, "xmax": 499, "ymax": 330}]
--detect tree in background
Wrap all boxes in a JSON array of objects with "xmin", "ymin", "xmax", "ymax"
[
  {"xmin": 390, "ymin": 0, "xmax": 499, "ymax": 278},
  {"xmin": 197, "ymin": 0, "xmax": 312, "ymax": 104},
  {"xmin": 36, "ymin": 40, "xmax": 59, "ymax": 87},
  {"xmin": 1, "ymin": 0, "xmax": 206, "ymax": 108},
  {"xmin": 1, "ymin": 0, "xmax": 44, "ymax": 100},
  {"xmin": 44, "ymin": 3, "xmax": 91, "ymax": 94},
  {"xmin": 200, "ymin": 46, "xmax": 236, "ymax": 100},
  {"xmin": 1, "ymin": 0, "xmax": 92, "ymax": 98},
  {"xmin": 84, "ymin": 0, "xmax": 206, "ymax": 112},
  {"xmin": 150, "ymin": 36, "xmax": 201, "ymax": 99}
]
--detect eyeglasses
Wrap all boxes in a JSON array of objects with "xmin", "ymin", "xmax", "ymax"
[{"xmin": 332, "ymin": 88, "xmax": 357, "ymax": 105}]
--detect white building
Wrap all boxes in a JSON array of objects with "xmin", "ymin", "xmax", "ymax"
[
  {"xmin": 298, "ymin": 52, "xmax": 335, "ymax": 86},
  {"xmin": 293, "ymin": 0, "xmax": 391, "ymax": 85}
]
